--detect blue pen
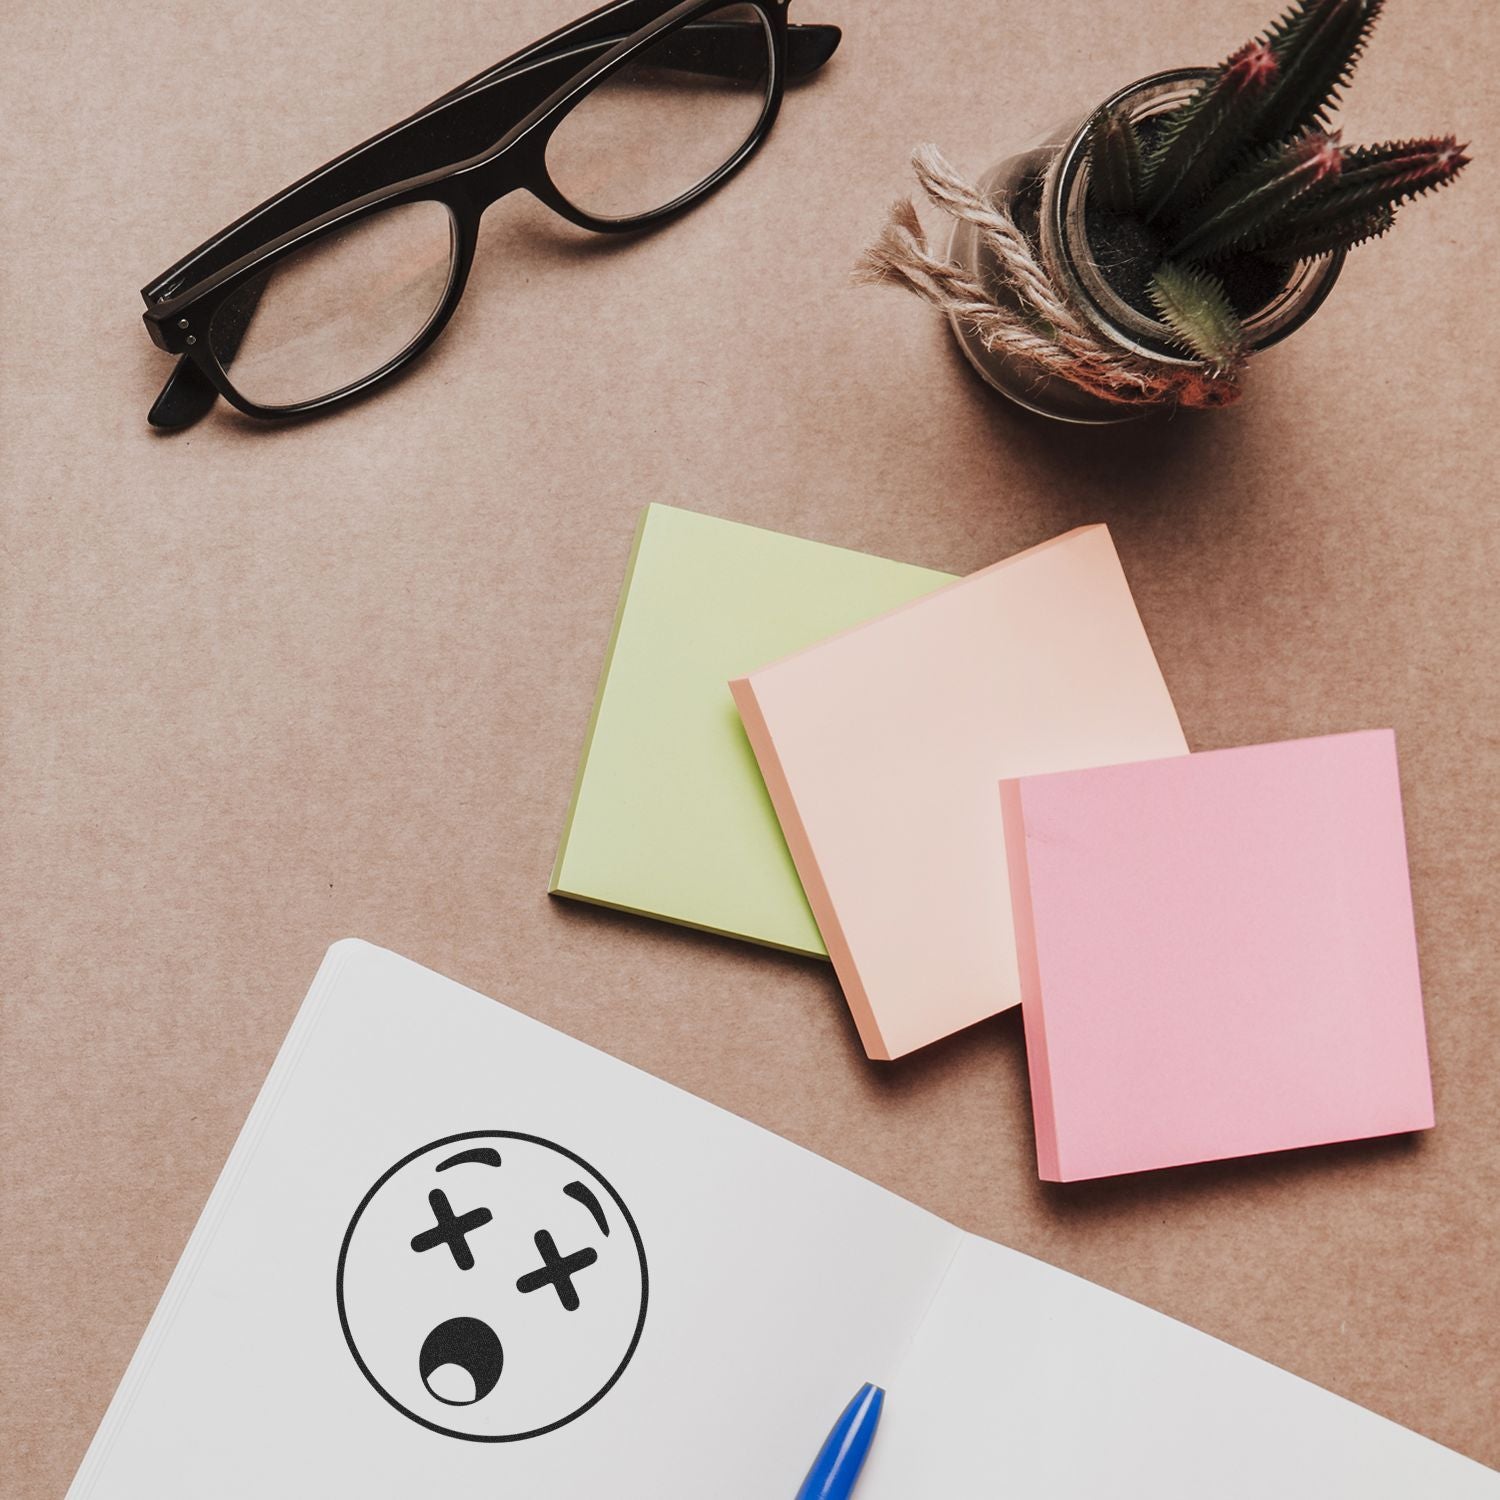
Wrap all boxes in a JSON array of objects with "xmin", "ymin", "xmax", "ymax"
[{"xmin": 795, "ymin": 1383, "xmax": 884, "ymax": 1500}]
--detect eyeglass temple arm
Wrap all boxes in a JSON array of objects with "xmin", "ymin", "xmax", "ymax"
[
  {"xmin": 641, "ymin": 19, "xmax": 839, "ymax": 82},
  {"xmin": 146, "ymin": 14, "xmax": 839, "ymax": 305},
  {"xmin": 449, "ymin": 20, "xmax": 839, "ymax": 100},
  {"xmin": 783, "ymin": 20, "xmax": 842, "ymax": 78},
  {"xmin": 147, "ymin": 14, "xmax": 840, "ymax": 428},
  {"xmin": 146, "ymin": 0, "xmax": 672, "ymax": 303}
]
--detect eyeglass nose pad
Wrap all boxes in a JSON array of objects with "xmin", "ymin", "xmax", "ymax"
[{"xmin": 148, "ymin": 355, "xmax": 218, "ymax": 431}]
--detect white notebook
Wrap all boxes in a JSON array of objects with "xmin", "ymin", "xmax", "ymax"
[{"xmin": 69, "ymin": 941, "xmax": 1497, "ymax": 1498}]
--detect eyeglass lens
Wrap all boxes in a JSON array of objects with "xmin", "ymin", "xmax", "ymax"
[
  {"xmin": 545, "ymin": 3, "xmax": 774, "ymax": 221},
  {"xmin": 208, "ymin": 199, "xmax": 457, "ymax": 409}
]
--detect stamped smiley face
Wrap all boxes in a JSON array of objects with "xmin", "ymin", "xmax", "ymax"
[{"xmin": 336, "ymin": 1132, "xmax": 647, "ymax": 1441}]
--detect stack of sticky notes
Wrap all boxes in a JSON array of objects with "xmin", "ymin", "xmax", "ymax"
[
  {"xmin": 550, "ymin": 504, "xmax": 952, "ymax": 954},
  {"xmin": 1000, "ymin": 730, "xmax": 1433, "ymax": 1179},
  {"xmin": 554, "ymin": 507, "xmax": 1435, "ymax": 1182},
  {"xmin": 730, "ymin": 524, "xmax": 1187, "ymax": 1059}
]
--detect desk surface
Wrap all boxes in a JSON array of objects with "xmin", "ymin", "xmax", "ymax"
[{"xmin": 3, "ymin": 1, "xmax": 1497, "ymax": 1489}]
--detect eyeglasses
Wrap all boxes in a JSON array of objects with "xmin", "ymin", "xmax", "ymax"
[{"xmin": 140, "ymin": 0, "xmax": 840, "ymax": 430}]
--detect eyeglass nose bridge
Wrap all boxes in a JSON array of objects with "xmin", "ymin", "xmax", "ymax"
[{"xmin": 453, "ymin": 135, "xmax": 548, "ymax": 222}]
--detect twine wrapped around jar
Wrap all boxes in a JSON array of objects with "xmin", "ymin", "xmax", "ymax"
[{"xmin": 857, "ymin": 146, "xmax": 1243, "ymax": 411}]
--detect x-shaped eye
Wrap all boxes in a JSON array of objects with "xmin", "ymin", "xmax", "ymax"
[
  {"xmin": 515, "ymin": 1229, "xmax": 597, "ymax": 1311},
  {"xmin": 410, "ymin": 1189, "xmax": 493, "ymax": 1270}
]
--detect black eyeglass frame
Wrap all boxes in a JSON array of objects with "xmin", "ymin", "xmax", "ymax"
[{"xmin": 140, "ymin": 0, "xmax": 837, "ymax": 426}]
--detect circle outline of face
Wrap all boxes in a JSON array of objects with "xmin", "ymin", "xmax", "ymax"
[{"xmin": 336, "ymin": 1130, "xmax": 649, "ymax": 1443}]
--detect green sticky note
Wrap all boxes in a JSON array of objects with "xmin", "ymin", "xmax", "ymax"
[{"xmin": 550, "ymin": 505, "xmax": 954, "ymax": 955}]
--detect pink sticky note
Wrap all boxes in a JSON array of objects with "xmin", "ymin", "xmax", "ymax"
[
  {"xmin": 1001, "ymin": 730, "xmax": 1435, "ymax": 1182},
  {"xmin": 731, "ymin": 526, "xmax": 1187, "ymax": 1060}
]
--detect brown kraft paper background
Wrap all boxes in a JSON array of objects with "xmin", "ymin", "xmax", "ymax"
[{"xmin": 2, "ymin": 1, "xmax": 1497, "ymax": 1491}]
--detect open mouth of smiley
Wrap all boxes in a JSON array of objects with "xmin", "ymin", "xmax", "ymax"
[{"xmin": 419, "ymin": 1316, "xmax": 505, "ymax": 1405}]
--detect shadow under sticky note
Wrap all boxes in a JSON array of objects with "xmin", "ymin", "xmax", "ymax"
[
  {"xmin": 550, "ymin": 505, "xmax": 954, "ymax": 955},
  {"xmin": 732, "ymin": 525, "xmax": 1188, "ymax": 1060},
  {"xmin": 1001, "ymin": 729, "xmax": 1435, "ymax": 1182}
]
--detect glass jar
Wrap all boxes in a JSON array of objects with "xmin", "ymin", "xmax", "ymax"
[{"xmin": 947, "ymin": 69, "xmax": 1345, "ymax": 423}]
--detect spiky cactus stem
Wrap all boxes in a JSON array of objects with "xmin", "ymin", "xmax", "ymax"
[
  {"xmin": 1251, "ymin": 0, "xmax": 1385, "ymax": 146},
  {"xmin": 1143, "ymin": 42, "xmax": 1279, "ymax": 224},
  {"xmin": 1293, "ymin": 137, "xmax": 1470, "ymax": 224},
  {"xmin": 1200, "ymin": 136, "xmax": 1468, "ymax": 257},
  {"xmin": 1147, "ymin": 262, "xmax": 1247, "ymax": 374},
  {"xmin": 1089, "ymin": 109, "xmax": 1145, "ymax": 215},
  {"xmin": 1171, "ymin": 131, "xmax": 1344, "ymax": 260},
  {"xmin": 1259, "ymin": 205, "xmax": 1395, "ymax": 261}
]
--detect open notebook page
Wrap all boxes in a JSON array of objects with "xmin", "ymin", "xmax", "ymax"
[
  {"xmin": 70, "ymin": 942, "xmax": 1496, "ymax": 1497},
  {"xmin": 864, "ymin": 1235, "xmax": 1498, "ymax": 1498},
  {"xmin": 68, "ymin": 941, "xmax": 959, "ymax": 1498}
]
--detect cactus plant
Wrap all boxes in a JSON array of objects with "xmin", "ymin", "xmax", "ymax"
[{"xmin": 1085, "ymin": 0, "xmax": 1468, "ymax": 372}]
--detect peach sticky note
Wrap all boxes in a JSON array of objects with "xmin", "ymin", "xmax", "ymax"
[
  {"xmin": 1001, "ymin": 730, "xmax": 1435, "ymax": 1182},
  {"xmin": 730, "ymin": 526, "xmax": 1187, "ymax": 1060}
]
